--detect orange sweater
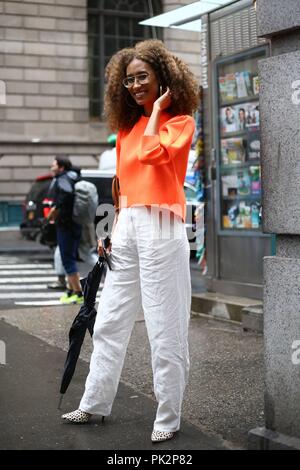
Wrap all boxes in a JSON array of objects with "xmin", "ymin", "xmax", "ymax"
[{"xmin": 116, "ymin": 112, "xmax": 195, "ymax": 221}]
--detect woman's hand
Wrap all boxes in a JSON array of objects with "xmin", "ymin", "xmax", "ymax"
[
  {"xmin": 97, "ymin": 238, "xmax": 112, "ymax": 257},
  {"xmin": 153, "ymin": 87, "xmax": 172, "ymax": 111}
]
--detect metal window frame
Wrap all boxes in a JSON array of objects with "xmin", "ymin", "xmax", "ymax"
[{"xmin": 88, "ymin": 0, "xmax": 162, "ymax": 120}]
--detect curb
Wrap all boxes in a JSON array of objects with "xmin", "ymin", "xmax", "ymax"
[{"xmin": 191, "ymin": 292, "xmax": 262, "ymax": 323}]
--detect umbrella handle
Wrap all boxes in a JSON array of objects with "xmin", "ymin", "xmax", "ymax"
[
  {"xmin": 99, "ymin": 238, "xmax": 112, "ymax": 270},
  {"xmin": 102, "ymin": 249, "xmax": 112, "ymax": 271},
  {"xmin": 58, "ymin": 393, "xmax": 64, "ymax": 410}
]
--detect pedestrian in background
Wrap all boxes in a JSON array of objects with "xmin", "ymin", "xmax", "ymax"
[
  {"xmin": 62, "ymin": 39, "xmax": 199, "ymax": 443},
  {"xmin": 47, "ymin": 157, "xmax": 83, "ymax": 305},
  {"xmin": 48, "ymin": 224, "xmax": 98, "ymax": 291},
  {"xmin": 98, "ymin": 133, "xmax": 117, "ymax": 171}
]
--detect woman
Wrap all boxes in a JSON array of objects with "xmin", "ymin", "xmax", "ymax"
[{"xmin": 62, "ymin": 39, "xmax": 199, "ymax": 443}]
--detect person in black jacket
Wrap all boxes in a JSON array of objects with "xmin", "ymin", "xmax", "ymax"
[{"xmin": 47, "ymin": 157, "xmax": 83, "ymax": 304}]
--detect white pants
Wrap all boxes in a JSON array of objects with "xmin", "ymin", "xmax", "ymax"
[{"xmin": 79, "ymin": 207, "xmax": 191, "ymax": 432}]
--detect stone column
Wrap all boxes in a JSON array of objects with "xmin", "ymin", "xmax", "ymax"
[{"xmin": 248, "ymin": 0, "xmax": 300, "ymax": 450}]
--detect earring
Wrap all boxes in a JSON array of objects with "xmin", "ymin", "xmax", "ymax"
[{"xmin": 159, "ymin": 85, "xmax": 162, "ymax": 96}]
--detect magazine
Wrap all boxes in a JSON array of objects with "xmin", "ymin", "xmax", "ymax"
[
  {"xmin": 245, "ymin": 102, "xmax": 260, "ymax": 129},
  {"xmin": 221, "ymin": 138, "xmax": 246, "ymax": 165},
  {"xmin": 218, "ymin": 76, "xmax": 227, "ymax": 102},
  {"xmin": 237, "ymin": 169, "xmax": 251, "ymax": 196},
  {"xmin": 235, "ymin": 72, "xmax": 248, "ymax": 98},
  {"xmin": 235, "ymin": 105, "xmax": 247, "ymax": 131},
  {"xmin": 220, "ymin": 106, "xmax": 238, "ymax": 133},
  {"xmin": 224, "ymin": 73, "xmax": 237, "ymax": 100},
  {"xmin": 221, "ymin": 174, "xmax": 238, "ymax": 197},
  {"xmin": 249, "ymin": 165, "xmax": 261, "ymax": 195},
  {"xmin": 247, "ymin": 131, "xmax": 260, "ymax": 159},
  {"xmin": 243, "ymin": 71, "xmax": 252, "ymax": 96},
  {"xmin": 252, "ymin": 75, "xmax": 259, "ymax": 95},
  {"xmin": 223, "ymin": 200, "xmax": 260, "ymax": 229},
  {"xmin": 219, "ymin": 70, "xmax": 254, "ymax": 102},
  {"xmin": 220, "ymin": 104, "xmax": 251, "ymax": 133}
]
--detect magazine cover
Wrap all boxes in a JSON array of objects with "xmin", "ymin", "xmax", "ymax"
[
  {"xmin": 237, "ymin": 201, "xmax": 252, "ymax": 229},
  {"xmin": 221, "ymin": 174, "xmax": 238, "ymax": 197},
  {"xmin": 221, "ymin": 138, "xmax": 246, "ymax": 165},
  {"xmin": 218, "ymin": 76, "xmax": 227, "ymax": 102},
  {"xmin": 219, "ymin": 70, "xmax": 254, "ymax": 102},
  {"xmin": 223, "ymin": 200, "xmax": 260, "ymax": 229},
  {"xmin": 243, "ymin": 71, "xmax": 252, "ymax": 96},
  {"xmin": 224, "ymin": 73, "xmax": 237, "ymax": 100},
  {"xmin": 252, "ymin": 75, "xmax": 259, "ymax": 95},
  {"xmin": 220, "ymin": 106, "xmax": 238, "ymax": 133},
  {"xmin": 223, "ymin": 201, "xmax": 239, "ymax": 228},
  {"xmin": 245, "ymin": 102, "xmax": 260, "ymax": 129},
  {"xmin": 220, "ymin": 104, "xmax": 251, "ymax": 133},
  {"xmin": 235, "ymin": 72, "xmax": 248, "ymax": 98},
  {"xmin": 247, "ymin": 131, "xmax": 260, "ymax": 159},
  {"xmin": 249, "ymin": 165, "xmax": 261, "ymax": 195},
  {"xmin": 235, "ymin": 106, "xmax": 247, "ymax": 130},
  {"xmin": 237, "ymin": 169, "xmax": 251, "ymax": 196}
]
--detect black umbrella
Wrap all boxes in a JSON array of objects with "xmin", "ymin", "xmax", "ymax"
[{"xmin": 58, "ymin": 250, "xmax": 111, "ymax": 409}]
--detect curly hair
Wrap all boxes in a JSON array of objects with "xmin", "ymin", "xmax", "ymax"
[{"xmin": 104, "ymin": 39, "xmax": 200, "ymax": 131}]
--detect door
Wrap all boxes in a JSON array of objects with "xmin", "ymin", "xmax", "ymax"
[{"xmin": 211, "ymin": 46, "xmax": 271, "ymax": 296}]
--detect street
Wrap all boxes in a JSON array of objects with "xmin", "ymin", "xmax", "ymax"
[
  {"xmin": 0, "ymin": 253, "xmax": 104, "ymax": 310},
  {"xmin": 0, "ymin": 249, "xmax": 204, "ymax": 310},
  {"xmin": 0, "ymin": 247, "xmax": 265, "ymax": 450}
]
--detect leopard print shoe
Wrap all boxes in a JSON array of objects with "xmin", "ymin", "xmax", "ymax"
[
  {"xmin": 61, "ymin": 409, "xmax": 92, "ymax": 423},
  {"xmin": 151, "ymin": 430, "xmax": 175, "ymax": 443}
]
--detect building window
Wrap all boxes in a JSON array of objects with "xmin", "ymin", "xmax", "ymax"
[{"xmin": 88, "ymin": 0, "xmax": 162, "ymax": 120}]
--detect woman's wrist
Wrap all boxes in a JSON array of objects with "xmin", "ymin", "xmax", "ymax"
[{"xmin": 152, "ymin": 103, "xmax": 162, "ymax": 114}]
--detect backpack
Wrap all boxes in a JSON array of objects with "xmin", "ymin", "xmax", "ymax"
[{"xmin": 72, "ymin": 180, "xmax": 99, "ymax": 225}]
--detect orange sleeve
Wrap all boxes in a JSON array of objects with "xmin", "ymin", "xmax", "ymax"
[{"xmin": 137, "ymin": 115, "xmax": 195, "ymax": 166}]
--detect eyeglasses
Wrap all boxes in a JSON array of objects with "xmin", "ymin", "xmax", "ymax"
[{"xmin": 122, "ymin": 72, "xmax": 150, "ymax": 88}]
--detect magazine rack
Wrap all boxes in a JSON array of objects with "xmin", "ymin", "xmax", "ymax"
[{"xmin": 216, "ymin": 48, "xmax": 266, "ymax": 232}]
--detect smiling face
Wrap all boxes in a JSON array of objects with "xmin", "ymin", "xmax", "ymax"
[{"xmin": 125, "ymin": 59, "xmax": 159, "ymax": 115}]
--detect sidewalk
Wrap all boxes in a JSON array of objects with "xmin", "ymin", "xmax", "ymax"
[
  {"xmin": 0, "ymin": 319, "xmax": 226, "ymax": 450},
  {"xmin": 0, "ymin": 305, "xmax": 264, "ymax": 450}
]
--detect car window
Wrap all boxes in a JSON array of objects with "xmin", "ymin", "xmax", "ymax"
[{"xmin": 81, "ymin": 175, "xmax": 113, "ymax": 204}]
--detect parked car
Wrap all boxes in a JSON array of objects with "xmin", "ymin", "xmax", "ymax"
[
  {"xmin": 20, "ymin": 169, "xmax": 200, "ymax": 255},
  {"xmin": 81, "ymin": 169, "xmax": 114, "ymax": 206},
  {"xmin": 20, "ymin": 173, "xmax": 54, "ymax": 241},
  {"xmin": 20, "ymin": 170, "xmax": 114, "ymax": 243}
]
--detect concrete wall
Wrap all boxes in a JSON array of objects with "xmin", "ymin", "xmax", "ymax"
[{"xmin": 248, "ymin": 0, "xmax": 300, "ymax": 449}]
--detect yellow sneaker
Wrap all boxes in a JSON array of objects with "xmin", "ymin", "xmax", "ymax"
[
  {"xmin": 60, "ymin": 292, "xmax": 76, "ymax": 304},
  {"xmin": 60, "ymin": 292, "xmax": 83, "ymax": 305},
  {"xmin": 74, "ymin": 294, "xmax": 84, "ymax": 305}
]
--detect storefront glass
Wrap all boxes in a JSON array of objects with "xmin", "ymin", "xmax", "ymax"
[{"xmin": 217, "ymin": 49, "xmax": 265, "ymax": 231}]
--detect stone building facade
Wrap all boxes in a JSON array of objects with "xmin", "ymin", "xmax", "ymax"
[{"xmin": 0, "ymin": 0, "xmax": 201, "ymax": 226}]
